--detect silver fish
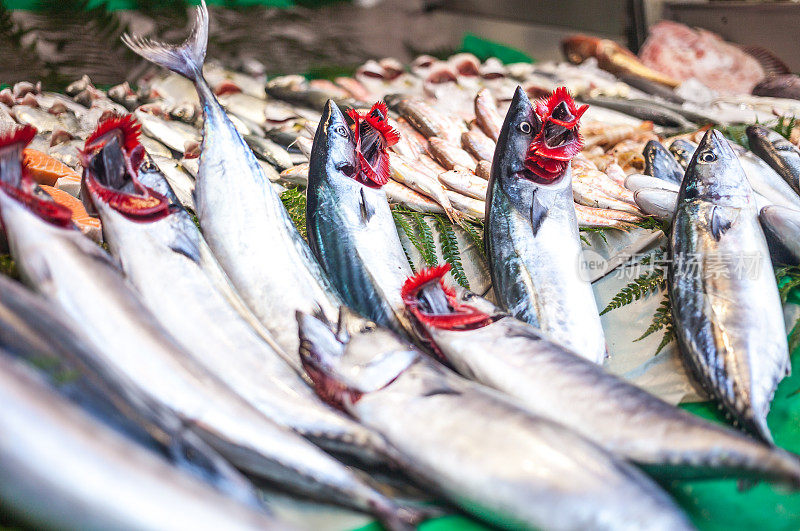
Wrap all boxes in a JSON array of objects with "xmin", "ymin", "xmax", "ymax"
[
  {"xmin": 669, "ymin": 129, "xmax": 790, "ymax": 443},
  {"xmin": 0, "ymin": 143, "xmax": 413, "ymax": 525},
  {"xmin": 0, "ymin": 353, "xmax": 288, "ymax": 531},
  {"xmin": 297, "ymin": 309, "xmax": 693, "ymax": 531},
  {"xmin": 123, "ymin": 1, "xmax": 343, "ymax": 359},
  {"xmin": 93, "ymin": 134, "xmax": 394, "ymax": 467},
  {"xmin": 486, "ymin": 87, "xmax": 606, "ymax": 363},
  {"xmin": 401, "ymin": 270, "xmax": 800, "ymax": 487},
  {"xmin": 306, "ymin": 101, "xmax": 414, "ymax": 337}
]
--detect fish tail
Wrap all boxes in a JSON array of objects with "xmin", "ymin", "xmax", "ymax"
[{"xmin": 121, "ymin": 0, "xmax": 208, "ymax": 81}]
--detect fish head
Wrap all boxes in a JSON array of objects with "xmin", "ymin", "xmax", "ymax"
[
  {"xmin": 494, "ymin": 87, "xmax": 542, "ymax": 182},
  {"xmin": 0, "ymin": 124, "xmax": 72, "ymax": 228},
  {"xmin": 347, "ymin": 101, "xmax": 399, "ymax": 188},
  {"xmin": 297, "ymin": 308, "xmax": 419, "ymax": 411},
  {"xmin": 312, "ymin": 100, "xmax": 359, "ymax": 183},
  {"xmin": 681, "ymin": 129, "xmax": 752, "ymax": 208},
  {"xmin": 401, "ymin": 264, "xmax": 498, "ymax": 333},
  {"xmin": 81, "ymin": 115, "xmax": 171, "ymax": 222},
  {"xmin": 561, "ymin": 34, "xmax": 600, "ymax": 65},
  {"xmin": 669, "ymin": 139, "xmax": 697, "ymax": 167}
]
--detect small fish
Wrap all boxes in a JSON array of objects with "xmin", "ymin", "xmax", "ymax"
[
  {"xmin": 574, "ymin": 203, "xmax": 639, "ymax": 229},
  {"xmin": 385, "ymin": 94, "xmax": 465, "ymax": 145},
  {"xmin": 427, "ymin": 137, "xmax": 475, "ymax": 171},
  {"xmin": 669, "ymin": 129, "xmax": 789, "ymax": 443},
  {"xmin": 438, "ymin": 170, "xmax": 487, "ymax": 200},
  {"xmin": 644, "ymin": 140, "xmax": 684, "ymax": 185},
  {"xmin": 244, "ymin": 134, "xmax": 294, "ymax": 171},
  {"xmin": 625, "ymin": 174, "xmax": 680, "ymax": 193},
  {"xmin": 572, "ymin": 179, "xmax": 642, "ymax": 215},
  {"xmin": 582, "ymin": 97, "xmax": 694, "ymax": 129},
  {"xmin": 461, "ymin": 129, "xmax": 496, "ymax": 162},
  {"xmin": 134, "ymin": 109, "xmax": 201, "ymax": 155},
  {"xmin": 296, "ymin": 308, "xmax": 693, "ymax": 531},
  {"xmin": 474, "ymin": 88, "xmax": 503, "ymax": 141},
  {"xmin": 389, "ymin": 152, "xmax": 460, "ymax": 221},
  {"xmin": 738, "ymin": 150, "xmax": 800, "ymax": 210},
  {"xmin": 747, "ymin": 125, "xmax": 800, "ymax": 197},
  {"xmin": 402, "ymin": 265, "xmax": 800, "ymax": 488}
]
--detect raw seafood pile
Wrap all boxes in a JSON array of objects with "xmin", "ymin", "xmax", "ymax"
[{"xmin": 2, "ymin": 2, "xmax": 800, "ymax": 530}]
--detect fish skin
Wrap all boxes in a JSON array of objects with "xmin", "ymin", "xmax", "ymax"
[
  {"xmin": 96, "ymin": 147, "xmax": 398, "ymax": 467},
  {"xmin": 573, "ymin": 203, "xmax": 639, "ymax": 229},
  {"xmin": 306, "ymin": 100, "xmax": 415, "ymax": 337},
  {"xmin": 296, "ymin": 310, "xmax": 694, "ymax": 531},
  {"xmin": 582, "ymin": 96, "xmax": 694, "ymax": 129},
  {"xmin": 438, "ymin": 170, "xmax": 487, "ymax": 200},
  {"xmin": 644, "ymin": 140, "xmax": 684, "ymax": 185},
  {"xmin": 244, "ymin": 134, "xmax": 294, "ymax": 171},
  {"xmin": 427, "ymin": 137, "xmax": 475, "ymax": 171},
  {"xmin": 669, "ymin": 129, "xmax": 790, "ymax": 444},
  {"xmin": 625, "ymin": 174, "xmax": 680, "ymax": 193},
  {"xmin": 0, "ymin": 353, "xmax": 289, "ymax": 531},
  {"xmin": 738, "ymin": 150, "xmax": 800, "ymax": 210},
  {"xmin": 747, "ymin": 125, "xmax": 800, "ymax": 196},
  {"xmin": 486, "ymin": 86, "xmax": 606, "ymax": 363},
  {"xmin": 134, "ymin": 109, "xmax": 201, "ymax": 155},
  {"xmin": 760, "ymin": 205, "xmax": 800, "ymax": 266},
  {"xmin": 122, "ymin": 1, "xmax": 343, "ymax": 361},
  {"xmin": 0, "ymin": 275, "xmax": 264, "ymax": 508},
  {"xmin": 412, "ymin": 282, "xmax": 800, "ymax": 487},
  {"xmin": 389, "ymin": 152, "xmax": 460, "ymax": 221},
  {"xmin": 474, "ymin": 88, "xmax": 503, "ymax": 142},
  {"xmin": 669, "ymin": 139, "xmax": 697, "ymax": 169},
  {"xmin": 461, "ymin": 130, "xmax": 495, "ymax": 162}
]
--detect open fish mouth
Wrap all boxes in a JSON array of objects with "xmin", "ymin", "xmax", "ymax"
[
  {"xmin": 401, "ymin": 264, "xmax": 494, "ymax": 331},
  {"xmin": 0, "ymin": 124, "xmax": 72, "ymax": 228},
  {"xmin": 348, "ymin": 102, "xmax": 399, "ymax": 188},
  {"xmin": 522, "ymin": 88, "xmax": 587, "ymax": 184},
  {"xmin": 81, "ymin": 115, "xmax": 171, "ymax": 222}
]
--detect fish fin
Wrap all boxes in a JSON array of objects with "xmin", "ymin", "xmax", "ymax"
[
  {"xmin": 121, "ymin": 0, "xmax": 208, "ymax": 80},
  {"xmin": 169, "ymin": 230, "xmax": 202, "ymax": 264},
  {"xmin": 709, "ymin": 206, "xmax": 737, "ymax": 240},
  {"xmin": 530, "ymin": 188, "xmax": 551, "ymax": 236},
  {"xmin": 359, "ymin": 187, "xmax": 375, "ymax": 222}
]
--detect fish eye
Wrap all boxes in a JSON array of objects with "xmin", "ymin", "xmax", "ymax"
[
  {"xmin": 334, "ymin": 125, "xmax": 349, "ymax": 137},
  {"xmin": 140, "ymin": 160, "xmax": 156, "ymax": 172},
  {"xmin": 698, "ymin": 151, "xmax": 717, "ymax": 163},
  {"xmin": 518, "ymin": 121, "xmax": 532, "ymax": 134},
  {"xmin": 361, "ymin": 323, "xmax": 376, "ymax": 333}
]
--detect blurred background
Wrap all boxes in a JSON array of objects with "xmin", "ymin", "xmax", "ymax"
[{"xmin": 2, "ymin": 0, "xmax": 799, "ymax": 90}]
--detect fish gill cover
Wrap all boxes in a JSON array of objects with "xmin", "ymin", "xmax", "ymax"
[
  {"xmin": 525, "ymin": 87, "xmax": 587, "ymax": 182},
  {"xmin": 347, "ymin": 101, "xmax": 399, "ymax": 187}
]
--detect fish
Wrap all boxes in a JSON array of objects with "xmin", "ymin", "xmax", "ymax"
[
  {"xmin": 389, "ymin": 152, "xmax": 460, "ymax": 221},
  {"xmin": 625, "ymin": 173, "xmax": 681, "ymax": 194},
  {"xmin": 244, "ymin": 134, "xmax": 294, "ymax": 171},
  {"xmin": 562, "ymin": 35, "xmax": 682, "ymax": 88},
  {"xmin": 573, "ymin": 203, "xmax": 639, "ymax": 229},
  {"xmin": 296, "ymin": 308, "xmax": 694, "ymax": 531},
  {"xmin": 427, "ymin": 137, "xmax": 475, "ymax": 171},
  {"xmin": 266, "ymin": 75, "xmax": 364, "ymax": 110},
  {"xmin": 88, "ymin": 115, "xmax": 398, "ymax": 468},
  {"xmin": 149, "ymin": 154, "xmax": 197, "ymax": 211},
  {"xmin": 574, "ymin": 166, "xmax": 638, "ymax": 206},
  {"xmin": 474, "ymin": 159, "xmax": 491, "ymax": 180},
  {"xmin": 760, "ymin": 205, "xmax": 800, "ymax": 266},
  {"xmin": 385, "ymin": 179, "xmax": 447, "ymax": 214},
  {"xmin": 474, "ymin": 88, "xmax": 503, "ymax": 141},
  {"xmin": 582, "ymin": 97, "xmax": 694, "ymax": 129},
  {"xmin": 385, "ymin": 94, "xmax": 465, "ymax": 145},
  {"xmin": 669, "ymin": 129, "xmax": 790, "ymax": 443},
  {"xmin": 486, "ymin": 86, "xmax": 606, "ymax": 363},
  {"xmin": 0, "ymin": 125, "xmax": 417, "ymax": 526},
  {"xmin": 644, "ymin": 140, "xmax": 684, "ymax": 185},
  {"xmin": 134, "ymin": 108, "xmax": 201, "ymax": 155},
  {"xmin": 738, "ymin": 149, "xmax": 800, "ymax": 210},
  {"xmin": 0, "ymin": 353, "xmax": 289, "ymax": 531},
  {"xmin": 572, "ymin": 179, "xmax": 641, "ymax": 215},
  {"xmin": 0, "ymin": 274, "xmax": 264, "ymax": 508},
  {"xmin": 752, "ymin": 74, "xmax": 800, "ymax": 100},
  {"xmin": 123, "ymin": 1, "xmax": 343, "ymax": 359},
  {"xmin": 438, "ymin": 170, "xmax": 487, "ymax": 200},
  {"xmin": 461, "ymin": 130, "xmax": 495, "ymax": 162},
  {"xmin": 747, "ymin": 125, "xmax": 800, "ymax": 197},
  {"xmin": 306, "ymin": 100, "xmax": 416, "ymax": 339},
  {"xmin": 401, "ymin": 265, "xmax": 800, "ymax": 487},
  {"xmin": 669, "ymin": 139, "xmax": 697, "ymax": 169}
]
